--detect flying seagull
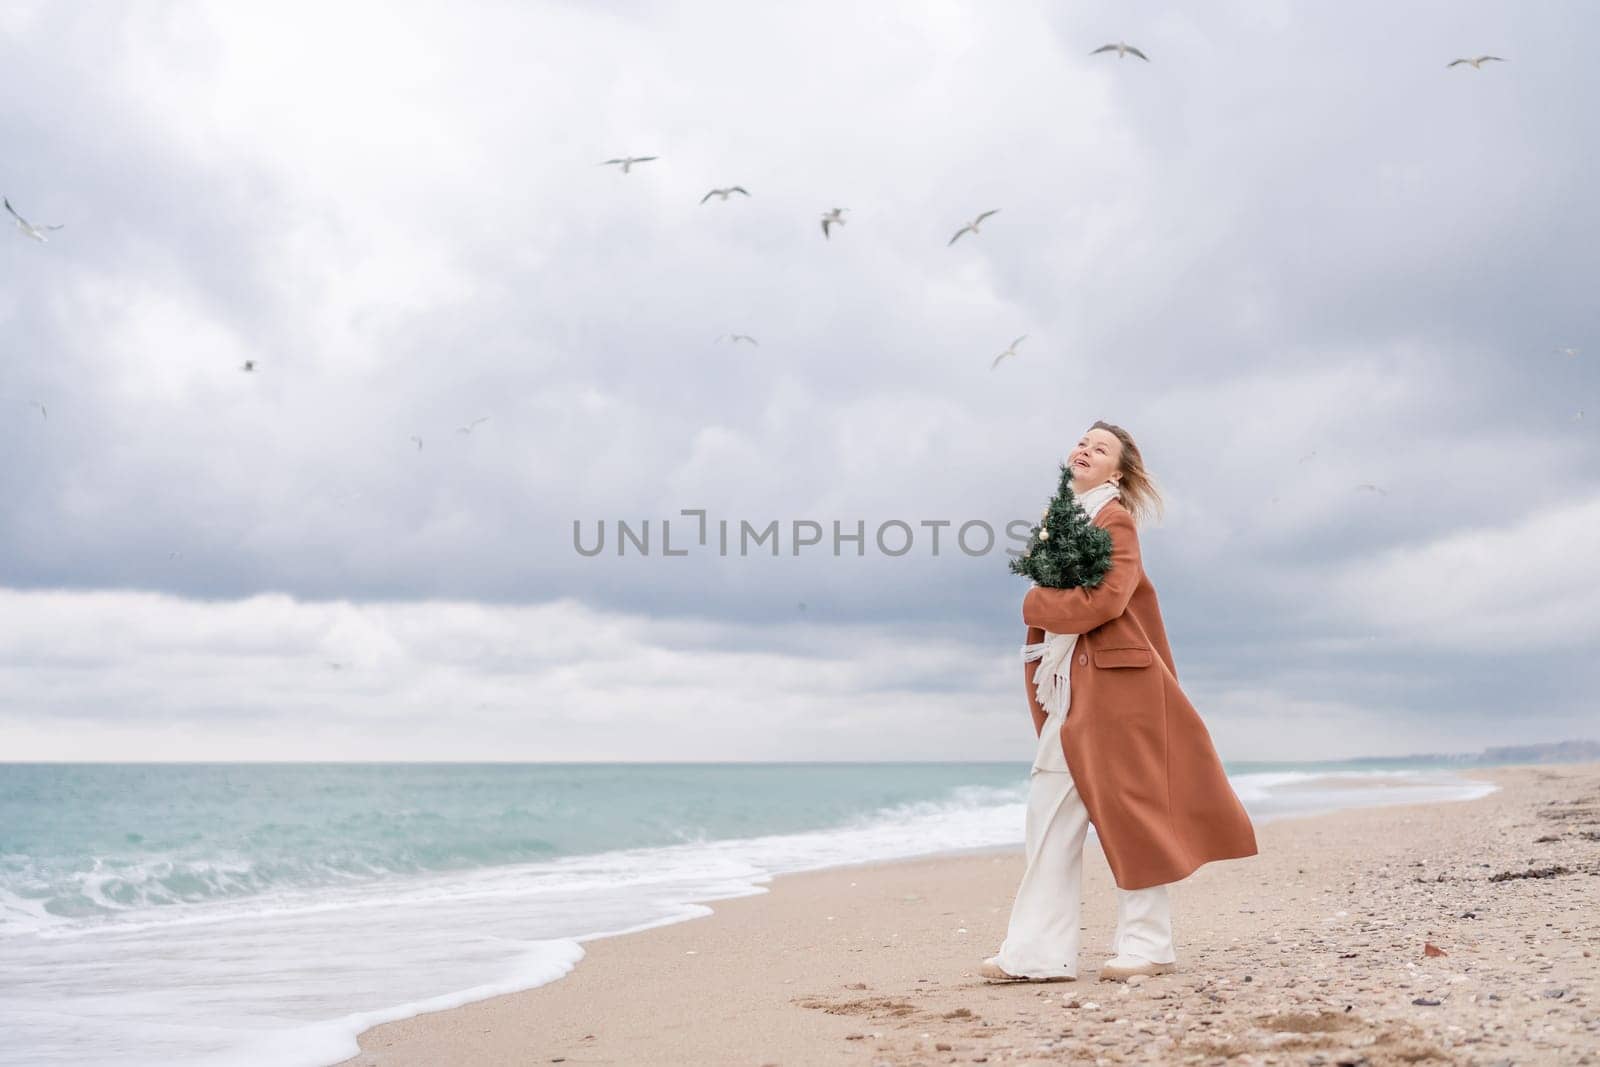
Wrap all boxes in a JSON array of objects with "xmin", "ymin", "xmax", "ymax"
[
  {"xmin": 599, "ymin": 156, "xmax": 658, "ymax": 174},
  {"xmin": 1297, "ymin": 449, "xmax": 1318, "ymax": 464},
  {"xmin": 821, "ymin": 207, "xmax": 847, "ymax": 240},
  {"xmin": 700, "ymin": 186, "xmax": 751, "ymax": 203},
  {"xmin": 5, "ymin": 197, "xmax": 64, "ymax": 242},
  {"xmin": 410, "ymin": 435, "xmax": 423, "ymax": 450},
  {"xmin": 28, "ymin": 400, "xmax": 47, "ymax": 420},
  {"xmin": 718, "ymin": 333, "xmax": 759, "ymax": 346},
  {"xmin": 1090, "ymin": 41, "xmax": 1149, "ymax": 61},
  {"xmin": 241, "ymin": 360, "xmax": 256, "ymax": 372},
  {"xmin": 990, "ymin": 335, "xmax": 1028, "ymax": 369},
  {"xmin": 456, "ymin": 416, "xmax": 491, "ymax": 434},
  {"xmin": 1554, "ymin": 346, "xmax": 1580, "ymax": 358},
  {"xmin": 1355, "ymin": 483, "xmax": 1388, "ymax": 496},
  {"xmin": 948, "ymin": 209, "xmax": 1000, "ymax": 246},
  {"xmin": 1447, "ymin": 55, "xmax": 1505, "ymax": 69}
]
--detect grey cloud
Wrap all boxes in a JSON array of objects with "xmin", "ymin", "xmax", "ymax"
[{"xmin": 2, "ymin": 1, "xmax": 1598, "ymax": 757}]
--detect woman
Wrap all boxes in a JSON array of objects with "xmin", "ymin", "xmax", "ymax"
[{"xmin": 980, "ymin": 421, "xmax": 1258, "ymax": 984}]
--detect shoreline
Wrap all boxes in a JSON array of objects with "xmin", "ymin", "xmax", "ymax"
[{"xmin": 336, "ymin": 761, "xmax": 1600, "ymax": 1065}]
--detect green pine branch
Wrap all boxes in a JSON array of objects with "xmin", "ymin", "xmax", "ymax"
[{"xmin": 1008, "ymin": 461, "xmax": 1114, "ymax": 589}]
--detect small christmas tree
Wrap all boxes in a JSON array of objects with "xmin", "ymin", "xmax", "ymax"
[{"xmin": 1008, "ymin": 461, "xmax": 1114, "ymax": 589}]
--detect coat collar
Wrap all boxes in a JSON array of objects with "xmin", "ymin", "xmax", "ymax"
[{"xmin": 1092, "ymin": 496, "xmax": 1127, "ymax": 526}]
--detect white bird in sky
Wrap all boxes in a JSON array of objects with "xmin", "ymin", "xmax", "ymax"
[
  {"xmin": 5, "ymin": 197, "xmax": 64, "ymax": 242},
  {"xmin": 410, "ymin": 435, "xmax": 423, "ymax": 450},
  {"xmin": 1447, "ymin": 55, "xmax": 1505, "ymax": 69},
  {"xmin": 700, "ymin": 186, "xmax": 750, "ymax": 203},
  {"xmin": 600, "ymin": 156, "xmax": 658, "ymax": 174},
  {"xmin": 1297, "ymin": 449, "xmax": 1318, "ymax": 464},
  {"xmin": 1355, "ymin": 483, "xmax": 1388, "ymax": 496},
  {"xmin": 821, "ymin": 207, "xmax": 847, "ymax": 240},
  {"xmin": 718, "ymin": 333, "xmax": 759, "ymax": 346},
  {"xmin": 948, "ymin": 209, "xmax": 1000, "ymax": 246},
  {"xmin": 1090, "ymin": 41, "xmax": 1149, "ymax": 61},
  {"xmin": 456, "ymin": 416, "xmax": 491, "ymax": 434},
  {"xmin": 241, "ymin": 360, "xmax": 257, "ymax": 372},
  {"xmin": 990, "ymin": 335, "xmax": 1028, "ymax": 369},
  {"xmin": 28, "ymin": 400, "xmax": 47, "ymax": 419},
  {"xmin": 1554, "ymin": 346, "xmax": 1580, "ymax": 358}
]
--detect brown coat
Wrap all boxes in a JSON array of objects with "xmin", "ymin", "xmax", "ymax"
[{"xmin": 1021, "ymin": 498, "xmax": 1258, "ymax": 890}]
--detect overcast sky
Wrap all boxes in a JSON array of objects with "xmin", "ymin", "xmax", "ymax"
[{"xmin": 2, "ymin": 0, "xmax": 1596, "ymax": 762}]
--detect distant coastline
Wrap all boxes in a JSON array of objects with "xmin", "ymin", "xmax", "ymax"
[{"xmin": 1294, "ymin": 738, "xmax": 1600, "ymax": 767}]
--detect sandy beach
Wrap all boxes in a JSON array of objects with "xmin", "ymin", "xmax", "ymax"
[{"xmin": 338, "ymin": 762, "xmax": 1600, "ymax": 1066}]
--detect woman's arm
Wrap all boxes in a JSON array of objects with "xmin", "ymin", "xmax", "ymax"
[{"xmin": 1020, "ymin": 507, "xmax": 1142, "ymax": 634}]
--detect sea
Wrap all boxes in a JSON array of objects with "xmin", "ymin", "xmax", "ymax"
[{"xmin": 0, "ymin": 759, "xmax": 1503, "ymax": 1066}]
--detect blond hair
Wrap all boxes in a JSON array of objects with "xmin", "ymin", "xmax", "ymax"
[{"xmin": 1090, "ymin": 420, "xmax": 1164, "ymax": 526}]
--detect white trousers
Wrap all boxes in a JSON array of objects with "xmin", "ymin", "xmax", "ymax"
[{"xmin": 994, "ymin": 764, "xmax": 1176, "ymax": 979}]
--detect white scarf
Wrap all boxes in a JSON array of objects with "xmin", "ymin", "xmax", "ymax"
[{"xmin": 1020, "ymin": 479, "xmax": 1122, "ymax": 720}]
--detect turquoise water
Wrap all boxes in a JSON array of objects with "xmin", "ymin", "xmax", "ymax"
[
  {"xmin": 0, "ymin": 759, "xmax": 1501, "ymax": 1066},
  {"xmin": 1, "ymin": 762, "xmax": 1033, "ymax": 918},
  {"xmin": 0, "ymin": 758, "xmax": 1508, "ymax": 919}
]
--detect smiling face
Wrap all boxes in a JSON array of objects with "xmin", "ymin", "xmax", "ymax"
[{"xmin": 1069, "ymin": 427, "xmax": 1124, "ymax": 489}]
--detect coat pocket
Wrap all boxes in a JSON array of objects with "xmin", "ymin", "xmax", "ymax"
[{"xmin": 1093, "ymin": 646, "xmax": 1153, "ymax": 669}]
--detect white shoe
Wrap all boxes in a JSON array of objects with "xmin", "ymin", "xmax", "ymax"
[
  {"xmin": 979, "ymin": 956, "xmax": 1076, "ymax": 983},
  {"xmin": 1097, "ymin": 954, "xmax": 1176, "ymax": 982}
]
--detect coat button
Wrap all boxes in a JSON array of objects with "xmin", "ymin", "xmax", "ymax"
[{"xmin": 1078, "ymin": 653, "xmax": 1087, "ymax": 666}]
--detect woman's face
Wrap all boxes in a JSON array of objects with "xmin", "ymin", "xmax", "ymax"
[{"xmin": 1069, "ymin": 428, "xmax": 1123, "ymax": 489}]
